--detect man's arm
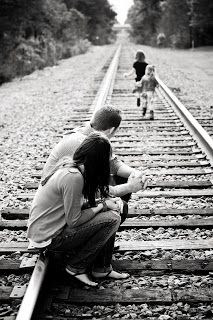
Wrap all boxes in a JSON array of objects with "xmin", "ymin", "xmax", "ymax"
[
  {"xmin": 110, "ymin": 155, "xmax": 135, "ymax": 178},
  {"xmin": 109, "ymin": 170, "xmax": 149, "ymax": 197}
]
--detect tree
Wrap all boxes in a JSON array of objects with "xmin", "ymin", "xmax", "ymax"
[
  {"xmin": 127, "ymin": 0, "xmax": 162, "ymax": 45},
  {"xmin": 189, "ymin": 0, "xmax": 213, "ymax": 46},
  {"xmin": 158, "ymin": 0, "xmax": 191, "ymax": 48},
  {"xmin": 64, "ymin": 0, "xmax": 117, "ymax": 44},
  {"xmin": 0, "ymin": 0, "xmax": 88, "ymax": 82}
]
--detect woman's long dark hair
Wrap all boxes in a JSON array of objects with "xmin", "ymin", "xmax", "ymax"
[
  {"xmin": 41, "ymin": 132, "xmax": 111, "ymax": 207},
  {"xmin": 73, "ymin": 132, "xmax": 111, "ymax": 206}
]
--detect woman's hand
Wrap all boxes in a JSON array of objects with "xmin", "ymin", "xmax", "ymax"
[{"xmin": 105, "ymin": 198, "xmax": 120, "ymax": 211}]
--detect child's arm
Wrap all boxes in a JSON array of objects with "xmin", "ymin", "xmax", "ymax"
[
  {"xmin": 138, "ymin": 77, "xmax": 144, "ymax": 89},
  {"xmin": 124, "ymin": 68, "xmax": 135, "ymax": 78},
  {"xmin": 136, "ymin": 80, "xmax": 142, "ymax": 88}
]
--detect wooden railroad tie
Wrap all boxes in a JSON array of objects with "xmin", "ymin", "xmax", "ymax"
[
  {"xmin": 23, "ymin": 179, "xmax": 213, "ymax": 190},
  {"xmin": 54, "ymin": 287, "xmax": 213, "ymax": 304},
  {"xmin": 1, "ymin": 217, "xmax": 213, "ymax": 230},
  {"xmin": 15, "ymin": 189, "xmax": 213, "ymax": 201},
  {"xmin": 30, "ymin": 168, "xmax": 212, "ymax": 179},
  {"xmin": 1, "ymin": 239, "xmax": 213, "ymax": 253},
  {"xmin": 2, "ymin": 207, "xmax": 213, "ymax": 220}
]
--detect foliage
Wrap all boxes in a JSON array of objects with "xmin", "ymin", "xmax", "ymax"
[
  {"xmin": 157, "ymin": 33, "xmax": 166, "ymax": 47},
  {"xmin": 64, "ymin": 0, "xmax": 117, "ymax": 44},
  {"xmin": 188, "ymin": 0, "xmax": 213, "ymax": 46},
  {"xmin": 127, "ymin": 0, "xmax": 162, "ymax": 46},
  {"xmin": 127, "ymin": 0, "xmax": 213, "ymax": 48},
  {"xmin": 158, "ymin": 0, "xmax": 191, "ymax": 48},
  {"xmin": 0, "ymin": 0, "xmax": 116, "ymax": 83}
]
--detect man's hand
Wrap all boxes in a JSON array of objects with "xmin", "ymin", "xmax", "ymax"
[{"xmin": 127, "ymin": 170, "xmax": 149, "ymax": 192}]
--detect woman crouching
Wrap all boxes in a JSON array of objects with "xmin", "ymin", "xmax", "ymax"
[{"xmin": 27, "ymin": 132, "xmax": 129, "ymax": 287}]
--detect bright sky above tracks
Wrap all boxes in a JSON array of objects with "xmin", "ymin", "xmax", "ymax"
[{"xmin": 108, "ymin": 0, "xmax": 133, "ymax": 24}]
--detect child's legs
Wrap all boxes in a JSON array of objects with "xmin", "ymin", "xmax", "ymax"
[
  {"xmin": 146, "ymin": 91, "xmax": 154, "ymax": 111},
  {"xmin": 141, "ymin": 96, "xmax": 147, "ymax": 108},
  {"xmin": 48, "ymin": 211, "xmax": 121, "ymax": 273},
  {"xmin": 141, "ymin": 93, "xmax": 148, "ymax": 116}
]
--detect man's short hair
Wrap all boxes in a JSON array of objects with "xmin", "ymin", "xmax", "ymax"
[{"xmin": 91, "ymin": 105, "xmax": 122, "ymax": 131}]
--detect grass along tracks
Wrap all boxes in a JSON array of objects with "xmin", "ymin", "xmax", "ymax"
[{"xmin": 1, "ymin": 42, "xmax": 213, "ymax": 319}]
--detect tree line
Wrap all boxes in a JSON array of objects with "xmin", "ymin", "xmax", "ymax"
[
  {"xmin": 127, "ymin": 0, "xmax": 213, "ymax": 48},
  {"xmin": 0, "ymin": 0, "xmax": 116, "ymax": 83}
]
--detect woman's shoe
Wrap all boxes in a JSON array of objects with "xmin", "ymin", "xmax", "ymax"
[
  {"xmin": 92, "ymin": 270, "xmax": 130, "ymax": 280},
  {"xmin": 66, "ymin": 266, "xmax": 98, "ymax": 287}
]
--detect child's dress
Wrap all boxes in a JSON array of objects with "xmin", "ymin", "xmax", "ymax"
[{"xmin": 140, "ymin": 75, "xmax": 158, "ymax": 119}]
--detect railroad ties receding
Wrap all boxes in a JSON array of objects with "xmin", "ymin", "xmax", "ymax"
[{"xmin": 1, "ymin": 44, "xmax": 213, "ymax": 319}]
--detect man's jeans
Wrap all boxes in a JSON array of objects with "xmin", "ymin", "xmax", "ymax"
[
  {"xmin": 92, "ymin": 200, "xmax": 128, "ymax": 273},
  {"xmin": 47, "ymin": 211, "xmax": 121, "ymax": 274}
]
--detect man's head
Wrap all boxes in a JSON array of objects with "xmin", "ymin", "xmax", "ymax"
[{"xmin": 90, "ymin": 105, "xmax": 122, "ymax": 138}]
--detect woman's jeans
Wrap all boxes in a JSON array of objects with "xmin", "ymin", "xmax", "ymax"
[{"xmin": 47, "ymin": 210, "xmax": 121, "ymax": 274}]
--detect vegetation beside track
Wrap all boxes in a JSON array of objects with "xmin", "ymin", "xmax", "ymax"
[
  {"xmin": 0, "ymin": 0, "xmax": 116, "ymax": 83},
  {"xmin": 127, "ymin": 0, "xmax": 213, "ymax": 49}
]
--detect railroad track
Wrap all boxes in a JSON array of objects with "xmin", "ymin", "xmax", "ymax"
[{"xmin": 1, "ymin": 40, "xmax": 213, "ymax": 319}]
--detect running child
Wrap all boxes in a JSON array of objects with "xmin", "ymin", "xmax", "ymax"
[
  {"xmin": 139, "ymin": 65, "xmax": 158, "ymax": 120},
  {"xmin": 124, "ymin": 50, "xmax": 148, "ymax": 107}
]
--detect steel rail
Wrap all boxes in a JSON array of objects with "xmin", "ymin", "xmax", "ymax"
[
  {"xmin": 90, "ymin": 44, "xmax": 121, "ymax": 116},
  {"xmin": 16, "ymin": 253, "xmax": 49, "ymax": 320},
  {"xmin": 156, "ymin": 75, "xmax": 213, "ymax": 166}
]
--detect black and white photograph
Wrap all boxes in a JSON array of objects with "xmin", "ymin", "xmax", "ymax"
[{"xmin": 0, "ymin": 0, "xmax": 213, "ymax": 319}]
